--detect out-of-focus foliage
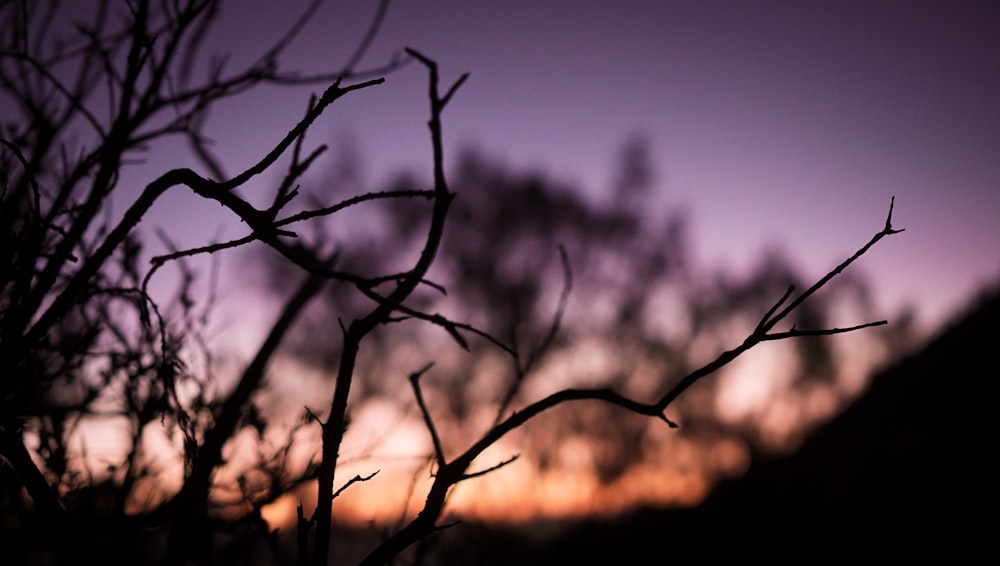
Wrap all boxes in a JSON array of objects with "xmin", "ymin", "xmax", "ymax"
[{"xmin": 254, "ymin": 137, "xmax": 911, "ymax": 493}]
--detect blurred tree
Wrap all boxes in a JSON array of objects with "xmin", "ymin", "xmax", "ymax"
[
  {"xmin": 261, "ymin": 139, "xmax": 910, "ymax": 502},
  {"xmin": 0, "ymin": 1, "xmax": 906, "ymax": 565}
]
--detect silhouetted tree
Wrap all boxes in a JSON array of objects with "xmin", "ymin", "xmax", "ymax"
[{"xmin": 0, "ymin": 1, "xmax": 905, "ymax": 565}]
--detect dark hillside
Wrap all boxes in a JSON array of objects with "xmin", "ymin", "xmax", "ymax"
[
  {"xmin": 448, "ymin": 285, "xmax": 1000, "ymax": 564},
  {"xmin": 685, "ymin": 284, "xmax": 1000, "ymax": 561}
]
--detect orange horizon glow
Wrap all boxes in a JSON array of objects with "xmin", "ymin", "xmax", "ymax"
[
  {"xmin": 6, "ymin": 7, "xmax": 999, "ymax": 563},
  {"xmin": 259, "ymin": 449, "xmax": 732, "ymax": 531},
  {"xmin": 42, "ymin": 320, "xmax": 896, "ymax": 533}
]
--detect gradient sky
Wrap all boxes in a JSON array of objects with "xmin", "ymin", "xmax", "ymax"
[
  {"xmin": 145, "ymin": 0, "xmax": 999, "ymax": 336},
  {"xmin": 8, "ymin": 0, "xmax": 997, "ymax": 526}
]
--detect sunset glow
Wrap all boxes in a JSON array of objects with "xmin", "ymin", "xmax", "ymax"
[
  {"xmin": 260, "ymin": 443, "xmax": 734, "ymax": 530},
  {"xmin": 2, "ymin": 1, "xmax": 998, "ymax": 564}
]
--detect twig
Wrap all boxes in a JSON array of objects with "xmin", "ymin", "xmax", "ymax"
[
  {"xmin": 408, "ymin": 363, "xmax": 444, "ymax": 466},
  {"xmin": 462, "ymin": 454, "xmax": 520, "ymax": 481},
  {"xmin": 332, "ymin": 470, "xmax": 380, "ymax": 501},
  {"xmin": 762, "ymin": 320, "xmax": 887, "ymax": 340},
  {"xmin": 311, "ymin": 47, "xmax": 465, "ymax": 566}
]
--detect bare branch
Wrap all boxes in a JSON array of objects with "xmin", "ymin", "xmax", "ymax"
[
  {"xmin": 763, "ymin": 320, "xmax": 888, "ymax": 340},
  {"xmin": 332, "ymin": 470, "xmax": 380, "ymax": 501},
  {"xmin": 763, "ymin": 196, "xmax": 904, "ymax": 332},
  {"xmin": 461, "ymin": 454, "xmax": 520, "ymax": 481},
  {"xmin": 755, "ymin": 284, "xmax": 794, "ymax": 333},
  {"xmin": 311, "ymin": 48, "xmax": 462, "ymax": 566},
  {"xmin": 0, "ymin": 4, "xmax": 909, "ymax": 564},
  {"xmin": 357, "ymin": 286, "xmax": 517, "ymax": 357},
  {"xmin": 275, "ymin": 188, "xmax": 436, "ymax": 227},
  {"xmin": 361, "ymin": 198, "xmax": 904, "ymax": 565},
  {"xmin": 219, "ymin": 77, "xmax": 384, "ymax": 192},
  {"xmin": 409, "ymin": 363, "xmax": 444, "ymax": 466},
  {"xmin": 440, "ymin": 72, "xmax": 470, "ymax": 109}
]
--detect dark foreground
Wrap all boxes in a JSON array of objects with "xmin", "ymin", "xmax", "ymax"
[{"xmin": 3, "ymin": 285, "xmax": 998, "ymax": 565}]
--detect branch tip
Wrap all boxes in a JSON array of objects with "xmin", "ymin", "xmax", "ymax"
[
  {"xmin": 408, "ymin": 361, "xmax": 435, "ymax": 382},
  {"xmin": 885, "ymin": 195, "xmax": 905, "ymax": 234},
  {"xmin": 660, "ymin": 414, "xmax": 679, "ymax": 428},
  {"xmin": 404, "ymin": 47, "xmax": 432, "ymax": 68},
  {"xmin": 441, "ymin": 72, "xmax": 469, "ymax": 108}
]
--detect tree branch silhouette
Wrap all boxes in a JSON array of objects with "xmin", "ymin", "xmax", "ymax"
[
  {"xmin": 0, "ymin": 2, "xmax": 409, "ymax": 563},
  {"xmin": 308, "ymin": 46, "xmax": 467, "ymax": 566},
  {"xmin": 358, "ymin": 199, "xmax": 903, "ymax": 565},
  {"xmin": 0, "ymin": 2, "xmax": 906, "ymax": 565}
]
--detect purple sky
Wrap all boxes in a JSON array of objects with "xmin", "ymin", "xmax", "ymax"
[
  {"xmin": 4, "ymin": 0, "xmax": 996, "ymax": 523},
  {"xmin": 146, "ymin": 0, "xmax": 1000, "ymax": 333}
]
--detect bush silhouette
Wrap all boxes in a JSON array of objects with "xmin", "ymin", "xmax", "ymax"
[{"xmin": 0, "ymin": 2, "xmax": 904, "ymax": 564}]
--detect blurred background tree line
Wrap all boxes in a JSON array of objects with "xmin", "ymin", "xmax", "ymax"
[
  {"xmin": 0, "ymin": 1, "xmax": 911, "ymax": 564},
  {"xmin": 251, "ymin": 135, "xmax": 913, "ymax": 519}
]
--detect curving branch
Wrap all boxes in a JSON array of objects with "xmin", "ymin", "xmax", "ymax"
[
  {"xmin": 308, "ymin": 46, "xmax": 468, "ymax": 566},
  {"xmin": 359, "ymin": 197, "xmax": 905, "ymax": 566},
  {"xmin": 409, "ymin": 363, "xmax": 444, "ymax": 466}
]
